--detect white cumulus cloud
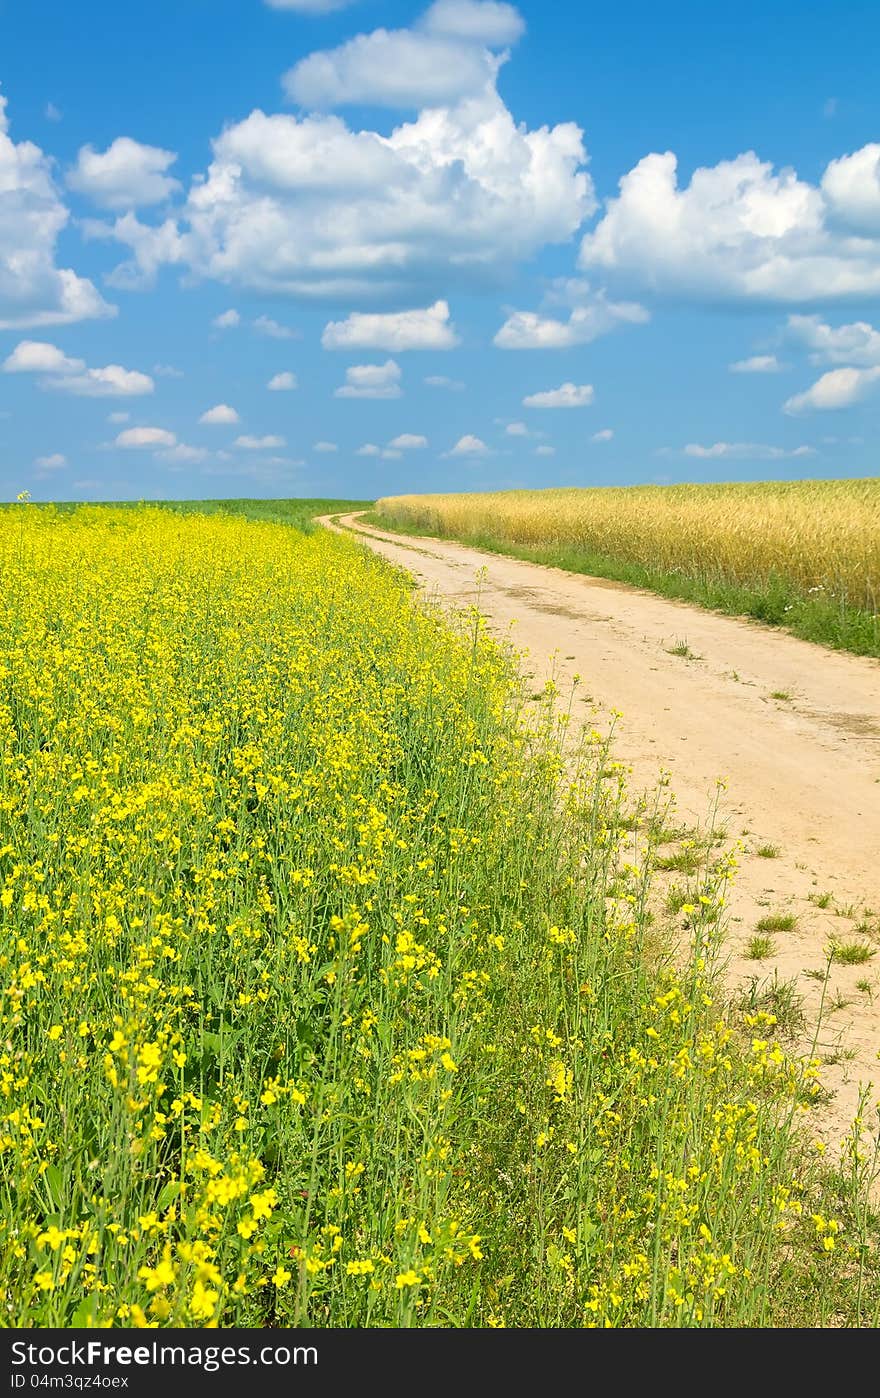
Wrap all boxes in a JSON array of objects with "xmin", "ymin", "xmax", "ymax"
[
  {"xmin": 34, "ymin": 452, "xmax": 66, "ymax": 469},
  {"xmin": 388, "ymin": 433, "xmax": 428, "ymax": 449},
  {"xmin": 592, "ymin": 428, "xmax": 613, "ymax": 441},
  {"xmin": 98, "ymin": 14, "xmax": 590, "ymax": 304},
  {"xmin": 52, "ymin": 365, "xmax": 154, "ymax": 397},
  {"xmin": 0, "ymin": 91, "xmax": 114, "ymax": 329},
  {"xmin": 425, "ymin": 374, "xmax": 464, "ymax": 389},
  {"xmin": 683, "ymin": 441, "xmax": 816, "ymax": 458},
  {"xmin": 787, "ymin": 314, "xmax": 880, "ymax": 366},
  {"xmin": 283, "ymin": 3, "xmax": 513, "ymax": 111},
  {"xmin": 268, "ymin": 371, "xmax": 298, "ymax": 390},
  {"xmin": 581, "ymin": 145, "xmax": 880, "ymax": 303},
  {"xmin": 115, "ymin": 426, "xmax": 176, "ymax": 448},
  {"xmin": 199, "ymin": 404, "xmax": 240, "ymax": 425},
  {"xmin": 494, "ymin": 293, "xmax": 647, "ymax": 349},
  {"xmin": 314, "ymin": 440, "xmax": 338, "ymax": 452},
  {"xmin": 729, "ymin": 355, "xmax": 783, "ymax": 373},
  {"xmin": 236, "ymin": 434, "xmax": 287, "ymax": 449},
  {"xmin": 3, "ymin": 341, "xmax": 153, "ymax": 395},
  {"xmin": 81, "ymin": 212, "xmax": 187, "ymax": 291},
  {"xmin": 447, "ymin": 433, "xmax": 489, "ymax": 455},
  {"xmin": 356, "ymin": 443, "xmax": 381, "ymax": 456},
  {"xmin": 783, "ymin": 367, "xmax": 880, "ymax": 413},
  {"xmin": 3, "ymin": 340, "xmax": 84, "ymax": 374},
  {"xmin": 335, "ymin": 360, "xmax": 402, "ymax": 398},
  {"xmin": 158, "ymin": 443, "xmax": 209, "ymax": 464},
  {"xmin": 422, "ymin": 0, "xmax": 525, "ymax": 44},
  {"xmin": 253, "ymin": 315, "xmax": 298, "ymax": 339},
  {"xmin": 821, "ymin": 144, "xmax": 880, "ymax": 233},
  {"xmin": 505, "ymin": 421, "xmax": 528, "ymax": 436},
  {"xmin": 323, "ymin": 300, "xmax": 458, "ymax": 350},
  {"xmin": 213, "ymin": 308, "xmax": 240, "ymax": 329},
  {"xmin": 523, "ymin": 382, "xmax": 593, "ymax": 408},
  {"xmin": 67, "ymin": 138, "xmax": 180, "ymax": 209}
]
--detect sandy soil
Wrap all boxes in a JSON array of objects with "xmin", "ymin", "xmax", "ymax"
[{"xmin": 321, "ymin": 512, "xmax": 880, "ymax": 1145}]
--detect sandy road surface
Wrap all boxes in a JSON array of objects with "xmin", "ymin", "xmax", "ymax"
[{"xmin": 321, "ymin": 512, "xmax": 880, "ymax": 1142}]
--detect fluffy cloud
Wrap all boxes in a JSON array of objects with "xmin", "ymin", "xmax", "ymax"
[
  {"xmin": 494, "ymin": 293, "xmax": 647, "ymax": 349},
  {"xmin": 67, "ymin": 138, "xmax": 180, "ymax": 209},
  {"xmin": 783, "ymin": 367, "xmax": 880, "ymax": 413},
  {"xmin": 268, "ymin": 372, "xmax": 298, "ymax": 390},
  {"xmin": 505, "ymin": 421, "xmax": 528, "ymax": 436},
  {"xmin": 356, "ymin": 443, "xmax": 381, "ymax": 456},
  {"xmin": 388, "ymin": 433, "xmax": 428, "ymax": 449},
  {"xmin": 35, "ymin": 452, "xmax": 66, "ymax": 469},
  {"xmin": 581, "ymin": 146, "xmax": 880, "ymax": 303},
  {"xmin": 158, "ymin": 443, "xmax": 209, "ymax": 465},
  {"xmin": 535, "ymin": 444, "xmax": 555, "ymax": 456},
  {"xmin": 52, "ymin": 365, "xmax": 154, "ymax": 397},
  {"xmin": 425, "ymin": 374, "xmax": 464, "ymax": 389},
  {"xmin": 314, "ymin": 440, "xmax": 338, "ymax": 452},
  {"xmin": 335, "ymin": 360, "xmax": 402, "ymax": 398},
  {"xmin": 787, "ymin": 314, "xmax": 880, "ymax": 366},
  {"xmin": 253, "ymin": 315, "xmax": 298, "ymax": 339},
  {"xmin": 213, "ymin": 308, "xmax": 240, "ymax": 329},
  {"xmin": 0, "ymin": 91, "xmax": 114, "ymax": 329},
  {"xmin": 322, "ymin": 301, "xmax": 458, "ymax": 350},
  {"xmin": 115, "ymin": 426, "xmax": 176, "ymax": 448},
  {"xmin": 235, "ymin": 434, "xmax": 287, "ymax": 448},
  {"xmin": 821, "ymin": 145, "xmax": 880, "ymax": 233},
  {"xmin": 729, "ymin": 355, "xmax": 782, "ymax": 373},
  {"xmin": 199, "ymin": 404, "xmax": 240, "ymax": 424},
  {"xmin": 447, "ymin": 433, "xmax": 489, "ymax": 455},
  {"xmin": 100, "ymin": 11, "xmax": 590, "ymax": 303},
  {"xmin": 422, "ymin": 0, "xmax": 525, "ymax": 44},
  {"xmin": 3, "ymin": 340, "xmax": 83, "ymax": 374},
  {"xmin": 592, "ymin": 428, "xmax": 613, "ymax": 441},
  {"xmin": 523, "ymin": 382, "xmax": 593, "ymax": 408},
  {"xmin": 683, "ymin": 441, "xmax": 816, "ymax": 458},
  {"xmin": 3, "ymin": 340, "xmax": 153, "ymax": 395},
  {"xmin": 82, "ymin": 213, "xmax": 186, "ymax": 290},
  {"xmin": 283, "ymin": 0, "xmax": 521, "ymax": 109}
]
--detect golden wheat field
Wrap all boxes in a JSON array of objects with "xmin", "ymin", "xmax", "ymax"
[
  {"xmin": 377, "ymin": 479, "xmax": 880, "ymax": 616},
  {"xmin": 2, "ymin": 502, "xmax": 879, "ymax": 1329}
]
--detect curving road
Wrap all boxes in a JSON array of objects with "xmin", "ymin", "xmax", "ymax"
[{"xmin": 321, "ymin": 510, "xmax": 880, "ymax": 1142}]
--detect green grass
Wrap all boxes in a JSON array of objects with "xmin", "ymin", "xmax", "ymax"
[
  {"xmin": 3, "ymin": 497, "xmax": 372, "ymax": 532},
  {"xmin": 830, "ymin": 941, "xmax": 876, "ymax": 966},
  {"xmin": 809, "ymin": 891, "xmax": 834, "ymax": 910},
  {"xmin": 746, "ymin": 934, "xmax": 777, "ymax": 960},
  {"xmin": 364, "ymin": 511, "xmax": 880, "ymax": 659},
  {"xmin": 757, "ymin": 912, "xmax": 799, "ymax": 934},
  {"xmin": 756, "ymin": 844, "xmax": 782, "ymax": 859}
]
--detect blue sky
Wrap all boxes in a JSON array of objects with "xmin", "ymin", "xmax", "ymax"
[{"xmin": 1, "ymin": 0, "xmax": 878, "ymax": 502}]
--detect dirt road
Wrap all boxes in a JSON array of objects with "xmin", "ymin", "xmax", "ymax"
[{"xmin": 321, "ymin": 511, "xmax": 880, "ymax": 1143}]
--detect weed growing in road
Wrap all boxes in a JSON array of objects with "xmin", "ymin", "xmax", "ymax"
[
  {"xmin": 747, "ymin": 935, "xmax": 777, "ymax": 960},
  {"xmin": 758, "ymin": 913, "xmax": 799, "ymax": 934}
]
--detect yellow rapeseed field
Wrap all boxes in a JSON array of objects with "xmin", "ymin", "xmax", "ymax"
[
  {"xmin": 1, "ymin": 503, "xmax": 877, "ymax": 1328},
  {"xmin": 378, "ymin": 479, "xmax": 880, "ymax": 617}
]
